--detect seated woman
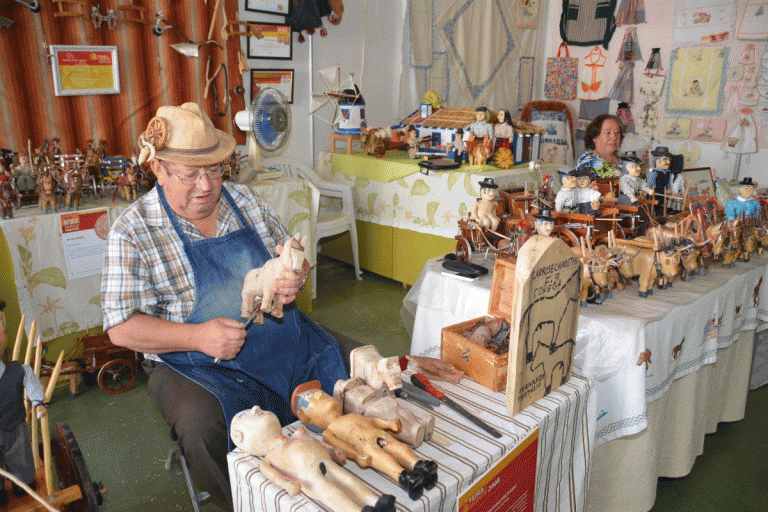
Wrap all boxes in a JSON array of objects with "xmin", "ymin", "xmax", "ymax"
[{"xmin": 576, "ymin": 114, "xmax": 624, "ymax": 178}]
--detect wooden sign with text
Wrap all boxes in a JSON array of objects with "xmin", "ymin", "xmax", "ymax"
[{"xmin": 506, "ymin": 236, "xmax": 581, "ymax": 415}]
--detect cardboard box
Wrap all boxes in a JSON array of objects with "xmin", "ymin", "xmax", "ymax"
[{"xmin": 441, "ymin": 258, "xmax": 516, "ymax": 392}]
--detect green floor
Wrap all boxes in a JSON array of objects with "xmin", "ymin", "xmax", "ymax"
[{"xmin": 32, "ymin": 256, "xmax": 768, "ymax": 511}]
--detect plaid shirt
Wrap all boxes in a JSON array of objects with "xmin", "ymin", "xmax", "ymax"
[{"xmin": 101, "ymin": 183, "xmax": 289, "ymax": 340}]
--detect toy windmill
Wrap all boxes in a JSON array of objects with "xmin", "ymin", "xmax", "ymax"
[{"xmin": 309, "ymin": 65, "xmax": 365, "ymax": 131}]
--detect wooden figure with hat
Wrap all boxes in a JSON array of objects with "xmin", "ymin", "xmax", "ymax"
[
  {"xmin": 471, "ymin": 177, "xmax": 500, "ymax": 231},
  {"xmin": 619, "ymin": 152, "xmax": 652, "ymax": 205},
  {"xmin": 725, "ymin": 177, "xmax": 760, "ymax": 220},
  {"xmin": 555, "ymin": 169, "xmax": 579, "ymax": 212},
  {"xmin": 533, "ymin": 209, "xmax": 557, "ymax": 237},
  {"xmin": 647, "ymin": 146, "xmax": 674, "ymax": 216},
  {"xmin": 574, "ymin": 166, "xmax": 601, "ymax": 215}
]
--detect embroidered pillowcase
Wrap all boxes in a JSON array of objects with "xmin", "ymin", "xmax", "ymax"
[{"xmin": 529, "ymin": 107, "xmax": 573, "ymax": 166}]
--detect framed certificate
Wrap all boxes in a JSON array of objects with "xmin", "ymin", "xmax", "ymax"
[
  {"xmin": 245, "ymin": 0, "xmax": 290, "ymax": 16},
  {"xmin": 50, "ymin": 45, "xmax": 120, "ymax": 96},
  {"xmin": 251, "ymin": 69, "xmax": 294, "ymax": 103},
  {"xmin": 246, "ymin": 23, "xmax": 292, "ymax": 60}
]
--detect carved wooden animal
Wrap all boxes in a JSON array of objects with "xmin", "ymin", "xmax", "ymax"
[
  {"xmin": 241, "ymin": 234, "xmax": 307, "ymax": 325},
  {"xmin": 615, "ymin": 232, "xmax": 680, "ymax": 297},
  {"xmin": 468, "ymin": 135, "xmax": 492, "ymax": 165}
]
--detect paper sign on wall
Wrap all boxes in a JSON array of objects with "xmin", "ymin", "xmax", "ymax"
[{"xmin": 60, "ymin": 209, "xmax": 110, "ymax": 280}]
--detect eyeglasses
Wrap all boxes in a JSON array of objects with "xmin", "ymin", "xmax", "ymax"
[{"xmin": 164, "ymin": 164, "xmax": 223, "ymax": 186}]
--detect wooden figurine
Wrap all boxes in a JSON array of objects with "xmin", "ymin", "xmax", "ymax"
[
  {"xmin": 13, "ymin": 154, "xmax": 36, "ymax": 195},
  {"xmin": 618, "ymin": 152, "xmax": 652, "ymax": 205},
  {"xmin": 64, "ymin": 169, "xmax": 83, "ymax": 211},
  {"xmin": 647, "ymin": 146, "xmax": 674, "ymax": 216},
  {"xmin": 465, "ymin": 106, "xmax": 493, "ymax": 151},
  {"xmin": 0, "ymin": 177, "xmax": 19, "ymax": 219},
  {"xmin": 725, "ymin": 177, "xmax": 760, "ymax": 220},
  {"xmin": 121, "ymin": 162, "xmax": 140, "ymax": 202},
  {"xmin": 448, "ymin": 128, "xmax": 466, "ymax": 163},
  {"xmin": 533, "ymin": 209, "xmax": 556, "ymax": 237},
  {"xmin": 470, "ymin": 177, "xmax": 500, "ymax": 231},
  {"xmin": 574, "ymin": 167, "xmax": 601, "ymax": 215},
  {"xmin": 38, "ymin": 171, "xmax": 57, "ymax": 213},
  {"xmin": 555, "ymin": 169, "xmax": 579, "ymax": 212},
  {"xmin": 505, "ymin": 236, "xmax": 581, "ymax": 415},
  {"xmin": 0, "ymin": 359, "xmax": 47, "ymax": 506},
  {"xmin": 292, "ymin": 381, "xmax": 438, "ymax": 501},
  {"xmin": 468, "ymin": 134, "xmax": 493, "ymax": 165},
  {"xmin": 333, "ymin": 378, "xmax": 434, "ymax": 448},
  {"xmin": 406, "ymin": 125, "xmax": 420, "ymax": 159},
  {"xmin": 349, "ymin": 345, "xmax": 402, "ymax": 391},
  {"xmin": 494, "ymin": 109, "xmax": 514, "ymax": 149},
  {"xmin": 241, "ymin": 233, "xmax": 307, "ymax": 325},
  {"xmin": 230, "ymin": 406, "xmax": 397, "ymax": 512}
]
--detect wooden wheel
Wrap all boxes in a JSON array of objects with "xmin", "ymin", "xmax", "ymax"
[
  {"xmin": 454, "ymin": 238, "xmax": 473, "ymax": 262},
  {"xmin": 97, "ymin": 359, "xmax": 137, "ymax": 395},
  {"xmin": 551, "ymin": 226, "xmax": 579, "ymax": 247},
  {"xmin": 54, "ymin": 422, "xmax": 103, "ymax": 512}
]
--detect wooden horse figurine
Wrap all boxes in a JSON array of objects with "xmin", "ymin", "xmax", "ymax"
[
  {"xmin": 38, "ymin": 172, "xmax": 57, "ymax": 213},
  {"xmin": 65, "ymin": 169, "xmax": 83, "ymax": 210},
  {"xmin": 121, "ymin": 163, "xmax": 139, "ymax": 201},
  {"xmin": 241, "ymin": 233, "xmax": 308, "ymax": 325}
]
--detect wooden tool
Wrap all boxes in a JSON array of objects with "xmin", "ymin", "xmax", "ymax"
[
  {"xmin": 11, "ymin": 313, "xmax": 25, "ymax": 361},
  {"xmin": 41, "ymin": 351, "xmax": 65, "ymax": 496}
]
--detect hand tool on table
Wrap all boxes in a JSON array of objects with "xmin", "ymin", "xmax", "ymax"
[
  {"xmin": 394, "ymin": 381, "xmax": 442, "ymax": 409},
  {"xmin": 213, "ymin": 308, "xmax": 258, "ymax": 363},
  {"xmin": 410, "ymin": 373, "xmax": 503, "ymax": 438}
]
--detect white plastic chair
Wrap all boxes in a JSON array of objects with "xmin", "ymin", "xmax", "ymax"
[{"xmin": 261, "ymin": 156, "xmax": 361, "ymax": 298}]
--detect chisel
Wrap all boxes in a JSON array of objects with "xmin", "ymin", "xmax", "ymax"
[
  {"xmin": 214, "ymin": 309, "xmax": 259, "ymax": 363},
  {"xmin": 411, "ymin": 373, "xmax": 502, "ymax": 438}
]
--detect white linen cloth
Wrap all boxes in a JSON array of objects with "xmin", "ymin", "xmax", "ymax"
[
  {"xmin": 228, "ymin": 372, "xmax": 595, "ymax": 512},
  {"xmin": 405, "ymin": 253, "xmax": 768, "ymax": 445}
]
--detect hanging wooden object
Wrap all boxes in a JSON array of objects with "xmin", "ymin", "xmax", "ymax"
[
  {"xmin": 52, "ymin": 0, "xmax": 89, "ymax": 20},
  {"xmin": 117, "ymin": 1, "xmax": 149, "ymax": 25}
]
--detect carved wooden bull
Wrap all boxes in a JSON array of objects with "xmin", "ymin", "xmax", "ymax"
[{"xmin": 615, "ymin": 232, "xmax": 680, "ymax": 297}]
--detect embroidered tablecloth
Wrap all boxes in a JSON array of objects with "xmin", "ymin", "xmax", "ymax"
[
  {"xmin": 227, "ymin": 371, "xmax": 595, "ymax": 512},
  {"xmin": 319, "ymin": 152, "xmax": 540, "ymax": 239},
  {"xmin": 404, "ymin": 253, "xmax": 768, "ymax": 445}
]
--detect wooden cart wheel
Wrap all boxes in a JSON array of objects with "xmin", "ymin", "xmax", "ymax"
[
  {"xmin": 551, "ymin": 226, "xmax": 579, "ymax": 247},
  {"xmin": 454, "ymin": 238, "xmax": 473, "ymax": 262},
  {"xmin": 54, "ymin": 422, "xmax": 103, "ymax": 512},
  {"xmin": 97, "ymin": 358, "xmax": 137, "ymax": 395}
]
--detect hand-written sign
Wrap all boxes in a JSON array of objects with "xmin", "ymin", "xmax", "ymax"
[{"xmin": 506, "ymin": 236, "xmax": 581, "ymax": 415}]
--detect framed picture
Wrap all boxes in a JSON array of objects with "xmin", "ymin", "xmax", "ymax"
[
  {"xmin": 245, "ymin": 0, "xmax": 290, "ymax": 16},
  {"xmin": 251, "ymin": 69, "xmax": 294, "ymax": 103},
  {"xmin": 50, "ymin": 45, "xmax": 120, "ymax": 96},
  {"xmin": 246, "ymin": 23, "xmax": 292, "ymax": 60},
  {"xmin": 681, "ymin": 167, "xmax": 716, "ymax": 197}
]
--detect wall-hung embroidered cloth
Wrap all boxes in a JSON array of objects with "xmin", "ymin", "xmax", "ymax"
[
  {"xmin": 578, "ymin": 46, "xmax": 608, "ymax": 100},
  {"xmin": 666, "ymin": 46, "xmax": 729, "ymax": 115}
]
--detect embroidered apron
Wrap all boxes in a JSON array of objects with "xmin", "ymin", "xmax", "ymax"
[
  {"xmin": 156, "ymin": 184, "xmax": 348, "ymax": 447},
  {"xmin": 578, "ymin": 47, "xmax": 607, "ymax": 100}
]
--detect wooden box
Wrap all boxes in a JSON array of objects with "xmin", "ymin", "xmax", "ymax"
[{"xmin": 441, "ymin": 258, "xmax": 516, "ymax": 392}]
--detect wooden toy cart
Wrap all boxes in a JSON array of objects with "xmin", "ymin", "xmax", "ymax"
[{"xmin": 41, "ymin": 333, "xmax": 140, "ymax": 396}]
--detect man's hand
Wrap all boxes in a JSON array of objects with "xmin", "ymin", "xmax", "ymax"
[
  {"xmin": 273, "ymin": 245, "xmax": 309, "ymax": 304},
  {"xmin": 196, "ymin": 317, "xmax": 247, "ymax": 360}
]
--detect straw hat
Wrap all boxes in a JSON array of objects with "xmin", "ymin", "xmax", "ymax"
[{"xmin": 137, "ymin": 103, "xmax": 235, "ymax": 166}]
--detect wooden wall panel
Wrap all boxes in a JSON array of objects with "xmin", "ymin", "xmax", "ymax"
[{"xmin": 0, "ymin": 0, "xmax": 244, "ymax": 160}]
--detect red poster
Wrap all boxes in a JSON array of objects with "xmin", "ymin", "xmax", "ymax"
[{"xmin": 458, "ymin": 429, "xmax": 538, "ymax": 512}]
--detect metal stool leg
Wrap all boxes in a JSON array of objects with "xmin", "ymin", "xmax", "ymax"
[{"xmin": 165, "ymin": 445, "xmax": 211, "ymax": 512}]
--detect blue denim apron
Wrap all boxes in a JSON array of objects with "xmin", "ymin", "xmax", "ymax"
[{"xmin": 155, "ymin": 184, "xmax": 348, "ymax": 447}]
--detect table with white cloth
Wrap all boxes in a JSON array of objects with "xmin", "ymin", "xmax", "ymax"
[
  {"xmin": 0, "ymin": 177, "xmax": 314, "ymax": 351},
  {"xmin": 403, "ymin": 253, "xmax": 768, "ymax": 512},
  {"xmin": 228, "ymin": 370, "xmax": 595, "ymax": 512}
]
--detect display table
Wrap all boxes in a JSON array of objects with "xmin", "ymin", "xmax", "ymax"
[
  {"xmin": 228, "ymin": 371, "xmax": 595, "ymax": 512},
  {"xmin": 316, "ymin": 151, "xmax": 540, "ymax": 285},
  {"xmin": 403, "ymin": 254, "xmax": 768, "ymax": 511},
  {"xmin": 0, "ymin": 177, "xmax": 314, "ymax": 353}
]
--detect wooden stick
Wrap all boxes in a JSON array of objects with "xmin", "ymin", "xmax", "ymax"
[
  {"xmin": 23, "ymin": 319, "xmax": 36, "ymax": 366},
  {"xmin": 42, "ymin": 351, "xmax": 65, "ymax": 497},
  {"xmin": 34, "ymin": 335, "xmax": 43, "ymax": 376},
  {"xmin": 31, "ymin": 335, "xmax": 44, "ymax": 468},
  {"xmin": 11, "ymin": 313, "xmax": 25, "ymax": 361},
  {"xmin": 207, "ymin": 0, "xmax": 222, "ymax": 42}
]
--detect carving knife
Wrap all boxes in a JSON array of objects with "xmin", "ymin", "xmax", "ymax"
[
  {"xmin": 411, "ymin": 373, "xmax": 502, "ymax": 438},
  {"xmin": 395, "ymin": 381, "xmax": 442, "ymax": 408},
  {"xmin": 214, "ymin": 309, "xmax": 259, "ymax": 363}
]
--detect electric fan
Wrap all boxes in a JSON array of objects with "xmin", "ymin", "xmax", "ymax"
[{"xmin": 234, "ymin": 87, "xmax": 291, "ymax": 183}]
